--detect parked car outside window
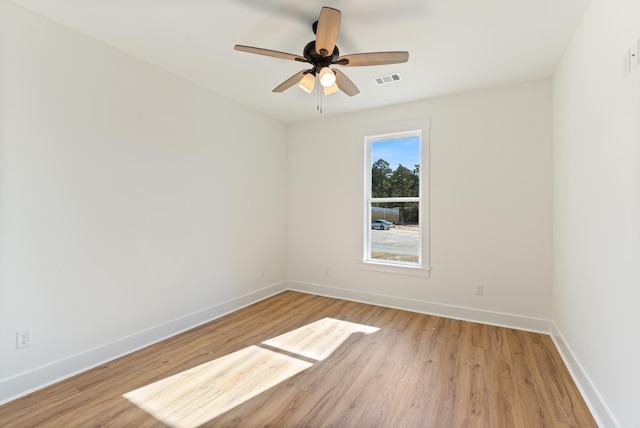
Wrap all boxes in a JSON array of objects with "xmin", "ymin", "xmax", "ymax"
[{"xmin": 371, "ymin": 219, "xmax": 393, "ymax": 230}]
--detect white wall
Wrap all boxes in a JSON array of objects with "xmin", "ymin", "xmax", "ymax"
[
  {"xmin": 0, "ymin": 1, "xmax": 287, "ymax": 402},
  {"xmin": 287, "ymin": 79, "xmax": 553, "ymax": 331},
  {"xmin": 553, "ymin": 0, "xmax": 640, "ymax": 426},
  {"xmin": 8, "ymin": 1, "xmax": 637, "ymax": 423}
]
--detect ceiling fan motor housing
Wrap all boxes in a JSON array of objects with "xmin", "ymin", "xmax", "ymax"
[{"xmin": 303, "ymin": 41, "xmax": 340, "ymax": 73}]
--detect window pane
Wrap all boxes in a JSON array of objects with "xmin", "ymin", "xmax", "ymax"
[
  {"xmin": 371, "ymin": 137, "xmax": 420, "ymax": 198},
  {"xmin": 370, "ymin": 202, "xmax": 419, "ymax": 263}
]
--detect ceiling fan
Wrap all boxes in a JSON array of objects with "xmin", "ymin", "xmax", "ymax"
[{"xmin": 234, "ymin": 7, "xmax": 409, "ymax": 97}]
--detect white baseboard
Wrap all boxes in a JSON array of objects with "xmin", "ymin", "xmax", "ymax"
[
  {"xmin": 551, "ymin": 323, "xmax": 618, "ymax": 428},
  {"xmin": 0, "ymin": 281, "xmax": 287, "ymax": 405},
  {"xmin": 287, "ymin": 280, "xmax": 552, "ymax": 334},
  {"xmin": 11, "ymin": 279, "xmax": 608, "ymax": 428}
]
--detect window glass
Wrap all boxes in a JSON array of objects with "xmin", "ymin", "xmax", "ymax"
[
  {"xmin": 366, "ymin": 132, "xmax": 421, "ymax": 266},
  {"xmin": 371, "ymin": 202, "xmax": 420, "ymax": 263}
]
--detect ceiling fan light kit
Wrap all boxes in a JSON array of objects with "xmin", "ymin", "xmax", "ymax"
[
  {"xmin": 323, "ymin": 82, "xmax": 340, "ymax": 96},
  {"xmin": 234, "ymin": 6, "xmax": 409, "ymax": 110},
  {"xmin": 319, "ymin": 67, "xmax": 336, "ymax": 88},
  {"xmin": 298, "ymin": 73, "xmax": 316, "ymax": 93}
]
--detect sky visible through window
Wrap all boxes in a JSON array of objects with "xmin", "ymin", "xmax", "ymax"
[{"xmin": 371, "ymin": 136, "xmax": 420, "ymax": 170}]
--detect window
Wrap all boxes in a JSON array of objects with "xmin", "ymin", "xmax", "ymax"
[{"xmin": 362, "ymin": 118, "xmax": 430, "ymax": 275}]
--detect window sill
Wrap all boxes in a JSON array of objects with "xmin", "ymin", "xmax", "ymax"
[{"xmin": 357, "ymin": 260, "xmax": 431, "ymax": 277}]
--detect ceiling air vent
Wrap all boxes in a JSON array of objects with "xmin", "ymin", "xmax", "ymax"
[{"xmin": 372, "ymin": 73, "xmax": 403, "ymax": 86}]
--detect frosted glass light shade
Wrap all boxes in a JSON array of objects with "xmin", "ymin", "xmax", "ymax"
[
  {"xmin": 323, "ymin": 82, "xmax": 339, "ymax": 95},
  {"xmin": 298, "ymin": 73, "xmax": 316, "ymax": 93},
  {"xmin": 319, "ymin": 67, "xmax": 336, "ymax": 87}
]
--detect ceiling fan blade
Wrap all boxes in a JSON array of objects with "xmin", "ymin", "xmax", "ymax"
[
  {"xmin": 315, "ymin": 7, "xmax": 341, "ymax": 56},
  {"xmin": 334, "ymin": 70, "xmax": 360, "ymax": 97},
  {"xmin": 336, "ymin": 51, "xmax": 409, "ymax": 67},
  {"xmin": 235, "ymin": 45, "xmax": 307, "ymax": 63},
  {"xmin": 272, "ymin": 70, "xmax": 308, "ymax": 93}
]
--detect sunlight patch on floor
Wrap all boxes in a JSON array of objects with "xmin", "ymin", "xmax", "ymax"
[
  {"xmin": 123, "ymin": 318, "xmax": 379, "ymax": 427},
  {"xmin": 263, "ymin": 317, "xmax": 380, "ymax": 361},
  {"xmin": 124, "ymin": 345, "xmax": 312, "ymax": 428}
]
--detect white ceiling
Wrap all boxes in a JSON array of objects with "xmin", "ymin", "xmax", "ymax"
[{"xmin": 11, "ymin": 0, "xmax": 590, "ymax": 123}]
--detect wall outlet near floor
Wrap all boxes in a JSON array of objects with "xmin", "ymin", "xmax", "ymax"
[
  {"xmin": 474, "ymin": 284, "xmax": 484, "ymax": 296},
  {"xmin": 16, "ymin": 330, "xmax": 32, "ymax": 349}
]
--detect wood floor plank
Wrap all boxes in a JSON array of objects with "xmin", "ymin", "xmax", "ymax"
[{"xmin": 0, "ymin": 291, "xmax": 597, "ymax": 427}]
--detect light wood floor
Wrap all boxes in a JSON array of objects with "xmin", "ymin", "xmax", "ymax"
[{"xmin": 1, "ymin": 291, "xmax": 596, "ymax": 427}]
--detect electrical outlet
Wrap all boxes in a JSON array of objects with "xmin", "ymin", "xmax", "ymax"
[
  {"xmin": 16, "ymin": 330, "xmax": 32, "ymax": 349},
  {"xmin": 474, "ymin": 284, "xmax": 484, "ymax": 296},
  {"xmin": 325, "ymin": 266, "xmax": 331, "ymax": 275},
  {"xmin": 261, "ymin": 268, "xmax": 266, "ymax": 278}
]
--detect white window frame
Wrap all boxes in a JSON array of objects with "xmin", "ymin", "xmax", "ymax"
[{"xmin": 360, "ymin": 118, "xmax": 430, "ymax": 277}]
